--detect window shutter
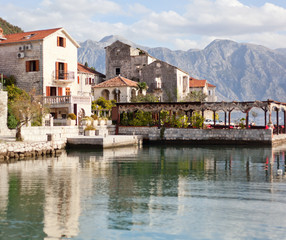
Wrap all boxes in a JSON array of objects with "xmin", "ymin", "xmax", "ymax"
[
  {"xmin": 64, "ymin": 63, "xmax": 68, "ymax": 79},
  {"xmin": 55, "ymin": 62, "xmax": 59, "ymax": 79},
  {"xmin": 57, "ymin": 37, "xmax": 60, "ymax": 46},
  {"xmin": 78, "ymin": 76, "xmax": 80, "ymax": 84},
  {"xmin": 26, "ymin": 61, "xmax": 30, "ymax": 72},
  {"xmin": 63, "ymin": 38, "xmax": 66, "ymax": 48},
  {"xmin": 35, "ymin": 60, "xmax": 39, "ymax": 71},
  {"xmin": 46, "ymin": 86, "xmax": 50, "ymax": 96},
  {"xmin": 66, "ymin": 87, "xmax": 70, "ymax": 96},
  {"xmin": 58, "ymin": 87, "xmax": 62, "ymax": 96}
]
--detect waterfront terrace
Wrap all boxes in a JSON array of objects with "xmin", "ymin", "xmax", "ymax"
[{"xmin": 113, "ymin": 100, "xmax": 286, "ymax": 145}]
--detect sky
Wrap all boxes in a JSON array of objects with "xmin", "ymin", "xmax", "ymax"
[{"xmin": 1, "ymin": 0, "xmax": 286, "ymax": 50}]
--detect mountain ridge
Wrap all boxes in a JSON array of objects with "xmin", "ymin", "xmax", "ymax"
[{"xmin": 78, "ymin": 35, "xmax": 286, "ymax": 102}]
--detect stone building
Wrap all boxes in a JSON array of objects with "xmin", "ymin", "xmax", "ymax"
[
  {"xmin": 105, "ymin": 40, "xmax": 189, "ymax": 102},
  {"xmin": 0, "ymin": 27, "xmax": 91, "ymax": 123}
]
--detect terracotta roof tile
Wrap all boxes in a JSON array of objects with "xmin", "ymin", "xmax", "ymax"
[
  {"xmin": 189, "ymin": 77, "xmax": 216, "ymax": 88},
  {"xmin": 207, "ymin": 83, "xmax": 216, "ymax": 88},
  {"xmin": 189, "ymin": 77, "xmax": 207, "ymax": 88},
  {"xmin": 93, "ymin": 76, "xmax": 138, "ymax": 88},
  {"xmin": 0, "ymin": 28, "xmax": 62, "ymax": 45},
  {"xmin": 77, "ymin": 63, "xmax": 105, "ymax": 77}
]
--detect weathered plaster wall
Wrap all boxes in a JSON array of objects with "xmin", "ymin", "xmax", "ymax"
[{"xmin": 141, "ymin": 60, "xmax": 178, "ymax": 101}]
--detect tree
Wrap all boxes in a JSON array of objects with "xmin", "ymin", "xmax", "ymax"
[
  {"xmin": 131, "ymin": 93, "xmax": 159, "ymax": 103},
  {"xmin": 137, "ymin": 82, "xmax": 148, "ymax": 94},
  {"xmin": 92, "ymin": 97, "xmax": 116, "ymax": 110},
  {"xmin": 10, "ymin": 88, "xmax": 48, "ymax": 141},
  {"xmin": 185, "ymin": 90, "xmax": 207, "ymax": 102}
]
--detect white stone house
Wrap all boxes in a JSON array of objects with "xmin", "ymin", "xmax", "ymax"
[
  {"xmin": 77, "ymin": 63, "xmax": 105, "ymax": 101},
  {"xmin": 105, "ymin": 40, "xmax": 190, "ymax": 102},
  {"xmin": 0, "ymin": 27, "xmax": 91, "ymax": 124},
  {"xmin": 93, "ymin": 76, "xmax": 139, "ymax": 102},
  {"xmin": 189, "ymin": 77, "xmax": 217, "ymax": 102}
]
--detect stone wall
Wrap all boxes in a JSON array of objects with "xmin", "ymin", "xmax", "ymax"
[
  {"xmin": 21, "ymin": 126, "xmax": 80, "ymax": 143},
  {"xmin": 0, "ymin": 141, "xmax": 64, "ymax": 162},
  {"xmin": 118, "ymin": 126, "xmax": 274, "ymax": 145},
  {"xmin": 0, "ymin": 90, "xmax": 11, "ymax": 135}
]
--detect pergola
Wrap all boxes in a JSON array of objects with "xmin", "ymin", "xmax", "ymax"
[{"xmin": 114, "ymin": 99, "xmax": 286, "ymax": 134}]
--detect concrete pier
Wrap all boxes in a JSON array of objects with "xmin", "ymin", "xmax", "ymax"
[{"xmin": 67, "ymin": 135, "xmax": 143, "ymax": 148}]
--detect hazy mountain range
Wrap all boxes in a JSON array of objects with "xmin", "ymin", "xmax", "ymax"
[{"xmin": 79, "ymin": 35, "xmax": 286, "ymax": 102}]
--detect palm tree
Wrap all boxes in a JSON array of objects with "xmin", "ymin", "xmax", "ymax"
[{"xmin": 137, "ymin": 82, "xmax": 148, "ymax": 94}]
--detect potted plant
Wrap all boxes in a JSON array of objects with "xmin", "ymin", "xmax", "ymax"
[
  {"xmin": 84, "ymin": 125, "xmax": 96, "ymax": 136},
  {"xmin": 67, "ymin": 113, "xmax": 76, "ymax": 126},
  {"xmin": 81, "ymin": 116, "xmax": 93, "ymax": 126},
  {"xmin": 99, "ymin": 117, "xmax": 107, "ymax": 126},
  {"xmin": 92, "ymin": 114, "xmax": 99, "ymax": 127}
]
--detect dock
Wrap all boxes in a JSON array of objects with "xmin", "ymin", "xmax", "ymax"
[{"xmin": 67, "ymin": 135, "xmax": 143, "ymax": 148}]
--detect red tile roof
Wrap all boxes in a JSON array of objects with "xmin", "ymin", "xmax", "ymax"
[
  {"xmin": 77, "ymin": 63, "xmax": 105, "ymax": 77},
  {"xmin": 189, "ymin": 77, "xmax": 216, "ymax": 88},
  {"xmin": 207, "ymin": 83, "xmax": 216, "ymax": 88},
  {"xmin": 0, "ymin": 28, "xmax": 62, "ymax": 44},
  {"xmin": 93, "ymin": 76, "xmax": 138, "ymax": 88},
  {"xmin": 189, "ymin": 77, "xmax": 207, "ymax": 88}
]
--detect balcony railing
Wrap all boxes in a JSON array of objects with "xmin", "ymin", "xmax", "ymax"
[
  {"xmin": 54, "ymin": 71, "xmax": 75, "ymax": 83},
  {"xmin": 44, "ymin": 96, "xmax": 71, "ymax": 105},
  {"xmin": 43, "ymin": 95, "xmax": 91, "ymax": 105}
]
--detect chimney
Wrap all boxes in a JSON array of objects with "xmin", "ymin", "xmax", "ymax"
[{"xmin": 0, "ymin": 28, "xmax": 7, "ymax": 41}]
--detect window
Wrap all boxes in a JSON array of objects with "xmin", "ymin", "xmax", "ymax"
[
  {"xmin": 66, "ymin": 87, "xmax": 71, "ymax": 96},
  {"xmin": 57, "ymin": 36, "xmax": 66, "ymax": 47},
  {"xmin": 26, "ymin": 60, "xmax": 39, "ymax": 72},
  {"xmin": 155, "ymin": 77, "xmax": 161, "ymax": 89},
  {"xmin": 55, "ymin": 62, "xmax": 67, "ymax": 80},
  {"xmin": 46, "ymin": 86, "xmax": 57, "ymax": 96},
  {"xmin": 115, "ymin": 68, "xmax": 120, "ymax": 75}
]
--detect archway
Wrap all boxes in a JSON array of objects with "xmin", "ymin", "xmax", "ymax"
[{"xmin": 101, "ymin": 89, "xmax": 110, "ymax": 100}]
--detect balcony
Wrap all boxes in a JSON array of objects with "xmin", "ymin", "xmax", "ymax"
[
  {"xmin": 53, "ymin": 71, "xmax": 75, "ymax": 84},
  {"xmin": 43, "ymin": 95, "xmax": 91, "ymax": 106}
]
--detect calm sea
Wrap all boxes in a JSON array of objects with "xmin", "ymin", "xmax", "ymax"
[{"xmin": 0, "ymin": 144, "xmax": 286, "ymax": 240}]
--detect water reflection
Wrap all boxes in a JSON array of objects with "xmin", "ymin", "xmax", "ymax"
[{"xmin": 0, "ymin": 144, "xmax": 286, "ymax": 239}]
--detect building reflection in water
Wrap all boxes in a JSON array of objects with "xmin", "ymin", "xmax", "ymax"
[{"xmin": 0, "ymin": 144, "xmax": 286, "ymax": 238}]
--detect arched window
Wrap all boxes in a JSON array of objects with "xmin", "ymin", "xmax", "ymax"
[
  {"xmin": 101, "ymin": 89, "xmax": 110, "ymax": 100},
  {"xmin": 112, "ymin": 88, "xmax": 121, "ymax": 102}
]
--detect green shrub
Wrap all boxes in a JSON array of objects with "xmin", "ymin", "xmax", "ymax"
[
  {"xmin": 7, "ymin": 114, "xmax": 17, "ymax": 129},
  {"xmin": 67, "ymin": 113, "xmax": 76, "ymax": 120},
  {"xmin": 190, "ymin": 112, "xmax": 204, "ymax": 128}
]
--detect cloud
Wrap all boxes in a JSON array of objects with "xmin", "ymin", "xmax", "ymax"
[{"xmin": 1, "ymin": 0, "xmax": 286, "ymax": 50}]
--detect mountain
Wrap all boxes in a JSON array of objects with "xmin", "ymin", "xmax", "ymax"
[
  {"xmin": 78, "ymin": 36, "xmax": 286, "ymax": 102},
  {"xmin": 0, "ymin": 17, "xmax": 23, "ymax": 34}
]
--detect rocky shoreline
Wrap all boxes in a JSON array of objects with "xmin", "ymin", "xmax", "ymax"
[{"xmin": 0, "ymin": 141, "xmax": 65, "ymax": 163}]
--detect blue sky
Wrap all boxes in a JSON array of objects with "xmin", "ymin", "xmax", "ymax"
[{"xmin": 1, "ymin": 0, "xmax": 286, "ymax": 50}]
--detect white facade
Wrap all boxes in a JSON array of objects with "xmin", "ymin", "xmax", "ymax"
[{"xmin": 0, "ymin": 28, "xmax": 92, "ymax": 122}]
